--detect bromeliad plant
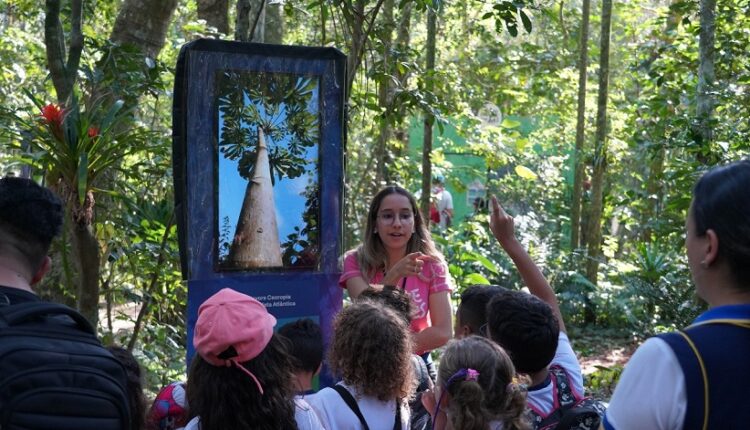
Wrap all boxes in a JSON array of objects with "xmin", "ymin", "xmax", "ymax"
[
  {"xmin": 6, "ymin": 91, "xmax": 146, "ymax": 325},
  {"xmin": 29, "ymin": 94, "xmax": 130, "ymax": 219}
]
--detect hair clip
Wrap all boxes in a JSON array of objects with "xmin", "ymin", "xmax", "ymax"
[{"xmin": 465, "ymin": 368, "xmax": 480, "ymax": 381}]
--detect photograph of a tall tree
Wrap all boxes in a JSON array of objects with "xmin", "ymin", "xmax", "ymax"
[{"xmin": 216, "ymin": 70, "xmax": 320, "ymax": 270}]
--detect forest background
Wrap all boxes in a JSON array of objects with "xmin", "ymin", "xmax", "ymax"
[{"xmin": 1, "ymin": 0, "xmax": 748, "ymax": 399}]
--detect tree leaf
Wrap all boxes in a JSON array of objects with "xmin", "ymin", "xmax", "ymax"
[
  {"xmin": 519, "ymin": 9, "xmax": 532, "ymax": 33},
  {"xmin": 514, "ymin": 165, "xmax": 538, "ymax": 180},
  {"xmin": 464, "ymin": 273, "xmax": 491, "ymax": 285}
]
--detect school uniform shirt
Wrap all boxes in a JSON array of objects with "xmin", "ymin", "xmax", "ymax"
[
  {"xmin": 604, "ymin": 304, "xmax": 750, "ymax": 430},
  {"xmin": 307, "ymin": 382, "xmax": 410, "ymax": 430},
  {"xmin": 180, "ymin": 398, "xmax": 323, "ymax": 430},
  {"xmin": 526, "ymin": 332, "xmax": 585, "ymax": 415},
  {"xmin": 339, "ymin": 252, "xmax": 451, "ymax": 354}
]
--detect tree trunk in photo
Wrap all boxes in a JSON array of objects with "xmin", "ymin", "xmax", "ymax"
[
  {"xmin": 420, "ymin": 2, "xmax": 438, "ymax": 220},
  {"xmin": 694, "ymin": 0, "xmax": 716, "ymax": 164},
  {"xmin": 375, "ymin": 0, "xmax": 395, "ymax": 186},
  {"xmin": 570, "ymin": 0, "xmax": 591, "ymax": 251},
  {"xmin": 197, "ymin": 0, "xmax": 230, "ymax": 35},
  {"xmin": 265, "ymin": 1, "xmax": 284, "ymax": 44},
  {"xmin": 228, "ymin": 128, "xmax": 283, "ymax": 268},
  {"xmin": 110, "ymin": 0, "xmax": 179, "ymax": 59},
  {"xmin": 584, "ymin": 0, "xmax": 612, "ymax": 288}
]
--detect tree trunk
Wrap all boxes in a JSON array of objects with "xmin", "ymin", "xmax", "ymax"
[
  {"xmin": 71, "ymin": 222, "xmax": 100, "ymax": 327},
  {"xmin": 228, "ymin": 128, "xmax": 283, "ymax": 268},
  {"xmin": 44, "ymin": 0, "xmax": 83, "ymax": 104},
  {"xmin": 236, "ymin": 0, "xmax": 265, "ymax": 42},
  {"xmin": 342, "ymin": 0, "xmax": 387, "ymax": 99},
  {"xmin": 375, "ymin": 0, "xmax": 395, "ymax": 186},
  {"xmin": 570, "ymin": 0, "xmax": 591, "ymax": 251},
  {"xmin": 197, "ymin": 0, "xmax": 230, "ymax": 35},
  {"xmin": 391, "ymin": 2, "xmax": 414, "ymax": 158},
  {"xmin": 584, "ymin": 0, "xmax": 612, "ymax": 288},
  {"xmin": 694, "ymin": 0, "xmax": 716, "ymax": 164},
  {"xmin": 110, "ymin": 0, "xmax": 179, "ymax": 59},
  {"xmin": 265, "ymin": 1, "xmax": 284, "ymax": 44},
  {"xmin": 420, "ymin": 2, "xmax": 438, "ymax": 220}
]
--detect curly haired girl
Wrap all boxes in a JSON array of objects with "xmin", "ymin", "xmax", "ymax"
[
  {"xmin": 308, "ymin": 300, "xmax": 414, "ymax": 429},
  {"xmin": 424, "ymin": 336, "xmax": 530, "ymax": 430}
]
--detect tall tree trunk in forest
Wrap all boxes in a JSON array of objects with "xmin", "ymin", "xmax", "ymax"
[
  {"xmin": 341, "ymin": 0, "xmax": 387, "ymax": 99},
  {"xmin": 694, "ymin": 0, "xmax": 716, "ymax": 164},
  {"xmin": 198, "ymin": 0, "xmax": 230, "ymax": 35},
  {"xmin": 391, "ymin": 2, "xmax": 414, "ymax": 158},
  {"xmin": 420, "ymin": 2, "xmax": 438, "ymax": 220},
  {"xmin": 110, "ymin": 0, "xmax": 179, "ymax": 60},
  {"xmin": 228, "ymin": 128, "xmax": 283, "ymax": 268},
  {"xmin": 641, "ymin": 1, "xmax": 682, "ymax": 242},
  {"xmin": 45, "ymin": 0, "xmax": 82, "ymax": 104},
  {"xmin": 585, "ymin": 0, "xmax": 612, "ymax": 288},
  {"xmin": 236, "ymin": 0, "xmax": 265, "ymax": 42},
  {"xmin": 265, "ymin": 1, "xmax": 284, "ymax": 44},
  {"xmin": 570, "ymin": 0, "xmax": 591, "ymax": 251},
  {"xmin": 375, "ymin": 0, "xmax": 395, "ymax": 186}
]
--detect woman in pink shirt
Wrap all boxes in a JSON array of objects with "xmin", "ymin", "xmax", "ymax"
[{"xmin": 339, "ymin": 185, "xmax": 452, "ymax": 378}]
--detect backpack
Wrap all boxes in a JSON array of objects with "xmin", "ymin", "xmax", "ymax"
[
  {"xmin": 409, "ymin": 354, "xmax": 432, "ymax": 430},
  {"xmin": 0, "ymin": 301, "xmax": 131, "ymax": 430},
  {"xmin": 527, "ymin": 365, "xmax": 606, "ymax": 430}
]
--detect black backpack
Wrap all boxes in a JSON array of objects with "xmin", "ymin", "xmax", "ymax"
[
  {"xmin": 0, "ymin": 301, "xmax": 131, "ymax": 430},
  {"xmin": 527, "ymin": 365, "xmax": 606, "ymax": 430}
]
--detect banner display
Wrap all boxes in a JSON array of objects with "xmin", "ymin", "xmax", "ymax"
[{"xmin": 172, "ymin": 39, "xmax": 346, "ymax": 387}]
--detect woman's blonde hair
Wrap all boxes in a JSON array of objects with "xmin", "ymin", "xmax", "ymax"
[
  {"xmin": 328, "ymin": 300, "xmax": 415, "ymax": 401},
  {"xmin": 355, "ymin": 185, "xmax": 443, "ymax": 279},
  {"xmin": 438, "ymin": 336, "xmax": 530, "ymax": 430}
]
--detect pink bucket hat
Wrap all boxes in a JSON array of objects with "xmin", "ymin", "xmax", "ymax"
[{"xmin": 193, "ymin": 288, "xmax": 277, "ymax": 394}]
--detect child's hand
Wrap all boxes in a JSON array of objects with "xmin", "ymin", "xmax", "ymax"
[{"xmin": 489, "ymin": 195, "xmax": 517, "ymax": 247}]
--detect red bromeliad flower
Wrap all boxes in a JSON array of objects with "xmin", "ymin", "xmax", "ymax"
[
  {"xmin": 87, "ymin": 126, "xmax": 100, "ymax": 138},
  {"xmin": 40, "ymin": 103, "xmax": 66, "ymax": 142},
  {"xmin": 40, "ymin": 104, "xmax": 65, "ymax": 127}
]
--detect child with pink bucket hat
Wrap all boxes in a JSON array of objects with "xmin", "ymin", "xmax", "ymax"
[{"xmin": 182, "ymin": 288, "xmax": 322, "ymax": 430}]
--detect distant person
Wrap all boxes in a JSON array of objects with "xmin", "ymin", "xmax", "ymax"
[
  {"xmin": 184, "ymin": 288, "xmax": 322, "ymax": 430},
  {"xmin": 0, "ymin": 176, "xmax": 131, "ymax": 429},
  {"xmin": 340, "ymin": 185, "xmax": 452, "ymax": 378},
  {"xmin": 432, "ymin": 174, "xmax": 454, "ymax": 229},
  {"xmin": 278, "ymin": 318, "xmax": 324, "ymax": 394},
  {"xmin": 604, "ymin": 160, "xmax": 750, "ymax": 429},
  {"xmin": 484, "ymin": 196, "xmax": 602, "ymax": 428},
  {"xmin": 422, "ymin": 336, "xmax": 531, "ymax": 430},
  {"xmin": 307, "ymin": 300, "xmax": 413, "ymax": 429},
  {"xmin": 109, "ymin": 346, "xmax": 148, "ymax": 430}
]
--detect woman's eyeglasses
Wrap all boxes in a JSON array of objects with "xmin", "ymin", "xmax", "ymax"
[{"xmin": 377, "ymin": 212, "xmax": 414, "ymax": 225}]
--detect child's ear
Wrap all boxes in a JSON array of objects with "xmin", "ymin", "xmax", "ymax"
[{"xmin": 314, "ymin": 363, "xmax": 322, "ymax": 377}]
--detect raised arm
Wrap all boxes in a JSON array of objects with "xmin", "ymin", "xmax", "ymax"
[{"xmin": 489, "ymin": 195, "xmax": 566, "ymax": 333}]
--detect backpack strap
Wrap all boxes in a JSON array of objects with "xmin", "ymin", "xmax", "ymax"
[
  {"xmin": 0, "ymin": 301, "xmax": 95, "ymax": 334},
  {"xmin": 333, "ymin": 384, "xmax": 370, "ymax": 430}
]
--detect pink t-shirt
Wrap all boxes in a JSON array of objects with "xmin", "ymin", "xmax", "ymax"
[{"xmin": 338, "ymin": 251, "xmax": 451, "ymax": 338}]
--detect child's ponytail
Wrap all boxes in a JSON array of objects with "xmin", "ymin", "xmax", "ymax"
[{"xmin": 448, "ymin": 378, "xmax": 489, "ymax": 430}]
